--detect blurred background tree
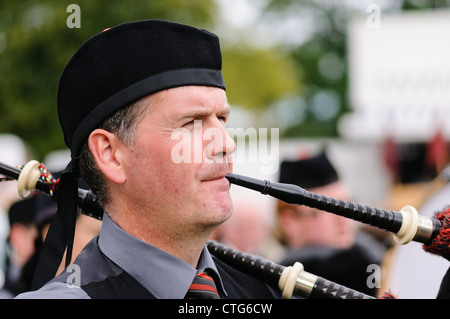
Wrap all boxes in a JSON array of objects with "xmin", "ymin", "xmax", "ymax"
[
  {"xmin": 0, "ymin": 0, "xmax": 300, "ymax": 159},
  {"xmin": 261, "ymin": 0, "xmax": 349, "ymax": 138},
  {"xmin": 259, "ymin": 0, "xmax": 450, "ymax": 138}
]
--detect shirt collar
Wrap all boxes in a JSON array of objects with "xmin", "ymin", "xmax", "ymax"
[{"xmin": 98, "ymin": 213, "xmax": 227, "ymax": 298}]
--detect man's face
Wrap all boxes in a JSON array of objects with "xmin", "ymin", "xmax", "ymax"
[
  {"xmin": 278, "ymin": 182, "xmax": 356, "ymax": 249},
  {"xmin": 123, "ymin": 86, "xmax": 235, "ymax": 237}
]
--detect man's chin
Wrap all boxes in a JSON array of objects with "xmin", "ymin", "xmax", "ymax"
[{"xmin": 212, "ymin": 197, "xmax": 233, "ymax": 225}]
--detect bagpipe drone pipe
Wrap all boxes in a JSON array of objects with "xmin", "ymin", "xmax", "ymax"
[
  {"xmin": 224, "ymin": 173, "xmax": 450, "ymax": 257},
  {"xmin": 2, "ymin": 160, "xmax": 450, "ymax": 298}
]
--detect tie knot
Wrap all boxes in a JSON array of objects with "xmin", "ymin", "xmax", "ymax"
[{"xmin": 185, "ymin": 271, "xmax": 220, "ymax": 299}]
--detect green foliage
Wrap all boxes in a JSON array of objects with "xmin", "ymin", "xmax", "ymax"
[
  {"xmin": 222, "ymin": 45, "xmax": 300, "ymax": 111},
  {"xmin": 261, "ymin": 0, "xmax": 349, "ymax": 138},
  {"xmin": 0, "ymin": 0, "xmax": 218, "ymax": 159}
]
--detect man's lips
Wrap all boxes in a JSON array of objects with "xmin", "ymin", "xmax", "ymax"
[
  {"xmin": 202, "ymin": 174, "xmax": 227, "ymax": 182},
  {"xmin": 201, "ymin": 174, "xmax": 231, "ymax": 189}
]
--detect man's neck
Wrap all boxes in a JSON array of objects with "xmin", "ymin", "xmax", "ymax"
[{"xmin": 106, "ymin": 207, "xmax": 211, "ymax": 268}]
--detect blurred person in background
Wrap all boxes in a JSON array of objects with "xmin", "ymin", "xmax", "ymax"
[
  {"xmin": 0, "ymin": 134, "xmax": 30, "ymax": 290},
  {"xmin": 0, "ymin": 196, "xmax": 38, "ymax": 298},
  {"xmin": 213, "ymin": 200, "xmax": 268, "ymax": 255},
  {"xmin": 18, "ymin": 194, "xmax": 57, "ymax": 293},
  {"xmin": 212, "ymin": 198, "xmax": 283, "ymax": 261},
  {"xmin": 276, "ymin": 152, "xmax": 387, "ymax": 296}
]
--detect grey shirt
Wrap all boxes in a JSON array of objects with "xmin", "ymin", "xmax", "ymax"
[{"xmin": 16, "ymin": 213, "xmax": 227, "ymax": 299}]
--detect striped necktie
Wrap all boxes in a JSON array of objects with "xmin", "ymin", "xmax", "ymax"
[{"xmin": 185, "ymin": 272, "xmax": 220, "ymax": 299}]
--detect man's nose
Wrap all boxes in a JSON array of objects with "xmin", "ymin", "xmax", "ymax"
[{"xmin": 204, "ymin": 120, "xmax": 236, "ymax": 160}]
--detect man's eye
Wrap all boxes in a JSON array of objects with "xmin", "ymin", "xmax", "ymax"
[
  {"xmin": 218, "ymin": 116, "xmax": 227, "ymax": 124},
  {"xmin": 182, "ymin": 119, "xmax": 196, "ymax": 127}
]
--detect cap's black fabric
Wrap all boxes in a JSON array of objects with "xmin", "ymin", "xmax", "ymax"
[
  {"xmin": 8, "ymin": 196, "xmax": 36, "ymax": 226},
  {"xmin": 279, "ymin": 152, "xmax": 339, "ymax": 189}
]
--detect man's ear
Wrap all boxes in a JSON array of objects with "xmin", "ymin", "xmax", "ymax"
[{"xmin": 88, "ymin": 129, "xmax": 126, "ymax": 184}]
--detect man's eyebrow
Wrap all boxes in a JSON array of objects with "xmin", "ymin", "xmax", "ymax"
[
  {"xmin": 178, "ymin": 104, "xmax": 231, "ymax": 120},
  {"xmin": 220, "ymin": 104, "xmax": 231, "ymax": 116},
  {"xmin": 180, "ymin": 108, "xmax": 212, "ymax": 119}
]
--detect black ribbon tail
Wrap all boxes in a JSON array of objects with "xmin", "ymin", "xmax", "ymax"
[{"xmin": 31, "ymin": 162, "xmax": 78, "ymax": 290}]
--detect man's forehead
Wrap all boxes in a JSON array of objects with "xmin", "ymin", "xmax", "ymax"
[{"xmin": 150, "ymin": 86, "xmax": 229, "ymax": 114}]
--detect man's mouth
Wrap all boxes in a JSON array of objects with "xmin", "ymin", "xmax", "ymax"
[
  {"xmin": 201, "ymin": 174, "xmax": 231, "ymax": 190},
  {"xmin": 203, "ymin": 174, "xmax": 227, "ymax": 182}
]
